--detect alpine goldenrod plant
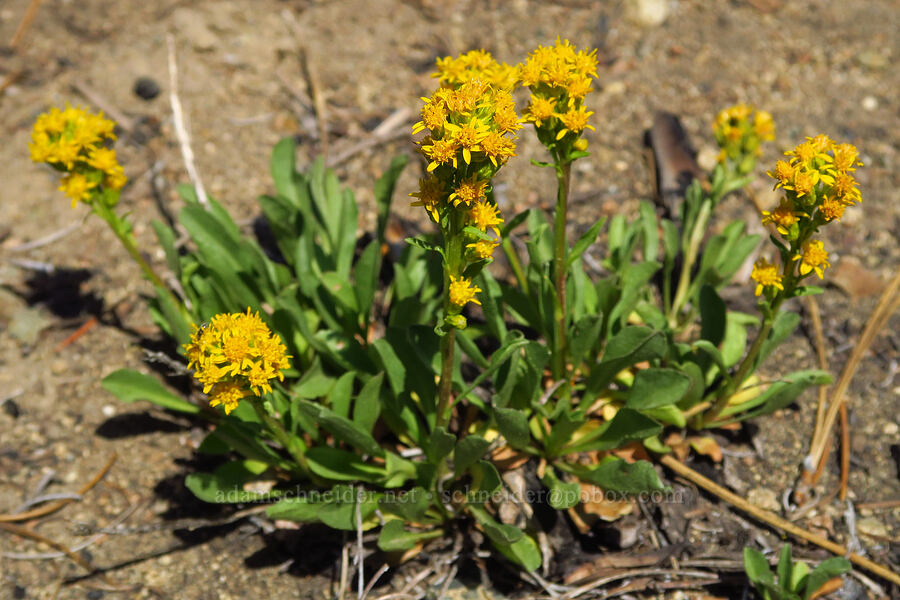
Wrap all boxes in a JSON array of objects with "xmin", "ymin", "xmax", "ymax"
[{"xmin": 27, "ymin": 40, "xmax": 865, "ymax": 576}]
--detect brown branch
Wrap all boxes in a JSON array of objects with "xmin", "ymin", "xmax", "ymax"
[
  {"xmin": 9, "ymin": 0, "xmax": 42, "ymax": 49},
  {"xmin": 660, "ymin": 454, "xmax": 900, "ymax": 587}
]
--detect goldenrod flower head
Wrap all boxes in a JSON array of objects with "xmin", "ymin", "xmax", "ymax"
[
  {"xmin": 831, "ymin": 172, "xmax": 861, "ymax": 205},
  {"xmin": 767, "ymin": 159, "xmax": 795, "ymax": 189},
  {"xmin": 29, "ymin": 103, "xmax": 126, "ymax": 207},
  {"xmin": 58, "ymin": 173, "xmax": 97, "ymax": 207},
  {"xmin": 713, "ymin": 104, "xmax": 775, "ymax": 163},
  {"xmin": 449, "ymin": 176, "xmax": 488, "ymax": 207},
  {"xmin": 449, "ymin": 275, "xmax": 482, "ymax": 307},
  {"xmin": 819, "ymin": 195, "xmax": 846, "ymax": 222},
  {"xmin": 793, "ymin": 239, "xmax": 830, "ymax": 279},
  {"xmin": 469, "ymin": 200, "xmax": 503, "ymax": 236},
  {"xmin": 466, "ymin": 238, "xmax": 498, "ymax": 260},
  {"xmin": 555, "ymin": 105, "xmax": 595, "ymax": 140},
  {"xmin": 751, "ymin": 258, "xmax": 784, "ymax": 296},
  {"xmin": 184, "ymin": 309, "xmax": 291, "ymax": 413},
  {"xmin": 434, "ymin": 49, "xmax": 519, "ymax": 91},
  {"xmin": 409, "ymin": 175, "xmax": 446, "ymax": 222},
  {"xmin": 519, "ymin": 39, "xmax": 598, "ymax": 135},
  {"xmin": 761, "ymin": 198, "xmax": 801, "ymax": 236},
  {"xmin": 832, "ymin": 143, "xmax": 862, "ymax": 172}
]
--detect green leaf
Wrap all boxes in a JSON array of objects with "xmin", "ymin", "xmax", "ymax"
[
  {"xmin": 568, "ymin": 314, "xmax": 603, "ymax": 368},
  {"xmin": 719, "ymin": 370, "xmax": 832, "ymax": 421},
  {"xmin": 453, "ymin": 435, "xmax": 491, "ymax": 476},
  {"xmin": 494, "ymin": 407, "xmax": 531, "ymax": 449},
  {"xmin": 468, "ymin": 505, "xmax": 523, "ymax": 544},
  {"xmin": 151, "ymin": 220, "xmax": 182, "ymax": 279},
  {"xmin": 564, "ymin": 408, "xmax": 662, "ymax": 453},
  {"xmin": 354, "ymin": 239, "xmax": 382, "ymax": 320},
  {"xmin": 564, "ymin": 458, "xmax": 665, "ymax": 494},
  {"xmin": 196, "ymin": 431, "xmax": 231, "ymax": 455},
  {"xmin": 743, "ymin": 547, "xmax": 775, "ymax": 586},
  {"xmin": 270, "ymin": 137, "xmax": 302, "ymax": 206},
  {"xmin": 353, "ymin": 372, "xmax": 383, "ymax": 434},
  {"xmin": 699, "ymin": 285, "xmax": 727, "ymax": 346},
  {"xmin": 328, "ymin": 371, "xmax": 355, "ymax": 419},
  {"xmin": 378, "ymin": 487, "xmax": 432, "ymax": 523},
  {"xmin": 587, "ymin": 327, "xmax": 667, "ymax": 393},
  {"xmin": 626, "ymin": 368, "xmax": 692, "ymax": 410},
  {"xmin": 305, "ymin": 447, "xmax": 386, "ymax": 482},
  {"xmin": 721, "ymin": 311, "xmax": 757, "ymax": 368},
  {"xmin": 377, "ymin": 519, "xmax": 441, "ymax": 551},
  {"xmin": 101, "ymin": 369, "xmax": 199, "ymax": 414},
  {"xmin": 499, "ymin": 533, "xmax": 542, "ymax": 572},
  {"xmin": 374, "ymin": 155, "xmax": 408, "ymax": 243},
  {"xmin": 317, "ymin": 486, "xmax": 380, "ymax": 531},
  {"xmin": 427, "ymin": 427, "xmax": 456, "ymax": 462},
  {"xmin": 802, "ymin": 557, "xmax": 850, "ymax": 600},
  {"xmin": 296, "ymin": 400, "xmax": 384, "ymax": 457},
  {"xmin": 185, "ymin": 459, "xmax": 273, "ymax": 503},
  {"xmin": 640, "ymin": 404, "xmax": 686, "ymax": 427},
  {"xmin": 470, "ymin": 460, "xmax": 503, "ymax": 497},
  {"xmin": 758, "ymin": 311, "xmax": 801, "ymax": 368},
  {"xmin": 777, "ymin": 544, "xmax": 793, "ymax": 589},
  {"xmin": 541, "ymin": 467, "xmax": 581, "ymax": 509},
  {"xmin": 567, "ymin": 217, "xmax": 607, "ymax": 269},
  {"xmin": 267, "ymin": 495, "xmax": 321, "ymax": 523},
  {"xmin": 405, "ymin": 236, "xmax": 443, "ymax": 255}
]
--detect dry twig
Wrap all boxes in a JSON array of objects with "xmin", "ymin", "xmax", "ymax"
[
  {"xmin": 166, "ymin": 34, "xmax": 209, "ymax": 209},
  {"xmin": 660, "ymin": 454, "xmax": 900, "ymax": 587},
  {"xmin": 9, "ymin": 0, "xmax": 42, "ymax": 49}
]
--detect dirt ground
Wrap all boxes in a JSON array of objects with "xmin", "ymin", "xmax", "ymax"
[{"xmin": 1, "ymin": 0, "xmax": 899, "ymax": 598}]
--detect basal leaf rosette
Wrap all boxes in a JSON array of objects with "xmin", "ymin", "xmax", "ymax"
[
  {"xmin": 184, "ymin": 309, "xmax": 291, "ymax": 414},
  {"xmin": 519, "ymin": 38, "xmax": 598, "ymax": 161},
  {"xmin": 29, "ymin": 104, "xmax": 127, "ymax": 207}
]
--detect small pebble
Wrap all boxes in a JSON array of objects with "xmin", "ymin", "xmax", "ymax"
[
  {"xmin": 862, "ymin": 96, "xmax": 878, "ymax": 111},
  {"xmin": 603, "ymin": 80, "xmax": 626, "ymax": 96},
  {"xmin": 856, "ymin": 516, "xmax": 888, "ymax": 538},
  {"xmin": 882, "ymin": 422, "xmax": 899, "ymax": 436},
  {"xmin": 2, "ymin": 398, "xmax": 20, "ymax": 418},
  {"xmin": 101, "ymin": 404, "xmax": 116, "ymax": 417},
  {"xmin": 747, "ymin": 487, "xmax": 780, "ymax": 512},
  {"xmin": 625, "ymin": 0, "xmax": 669, "ymax": 27},
  {"xmin": 133, "ymin": 76, "xmax": 161, "ymax": 101}
]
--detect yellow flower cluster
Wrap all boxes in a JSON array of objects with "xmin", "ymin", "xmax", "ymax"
[
  {"xmin": 184, "ymin": 309, "xmax": 291, "ymax": 414},
  {"xmin": 519, "ymin": 38, "xmax": 598, "ymax": 141},
  {"xmin": 752, "ymin": 135, "xmax": 862, "ymax": 297},
  {"xmin": 434, "ymin": 49, "xmax": 519, "ymax": 91},
  {"xmin": 713, "ymin": 104, "xmax": 775, "ymax": 167},
  {"xmin": 29, "ymin": 104, "xmax": 127, "ymax": 207}
]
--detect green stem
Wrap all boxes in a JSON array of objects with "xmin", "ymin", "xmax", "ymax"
[
  {"xmin": 501, "ymin": 237, "xmax": 529, "ymax": 297},
  {"xmin": 436, "ymin": 328, "xmax": 456, "ymax": 429},
  {"xmin": 668, "ymin": 198, "xmax": 712, "ymax": 327},
  {"xmin": 250, "ymin": 398, "xmax": 317, "ymax": 481},
  {"xmin": 551, "ymin": 162, "xmax": 571, "ymax": 383}
]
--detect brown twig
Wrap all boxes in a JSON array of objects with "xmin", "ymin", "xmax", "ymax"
[
  {"xmin": 0, "ymin": 453, "xmax": 117, "ymax": 522},
  {"xmin": 856, "ymin": 499, "xmax": 900, "ymax": 511},
  {"xmin": 839, "ymin": 403, "xmax": 850, "ymax": 501},
  {"xmin": 55, "ymin": 316, "xmax": 99, "ymax": 351},
  {"xmin": 805, "ymin": 296, "xmax": 829, "ymax": 434},
  {"xmin": 660, "ymin": 454, "xmax": 900, "ymax": 586},
  {"xmin": 9, "ymin": 0, "xmax": 43, "ymax": 49},
  {"xmin": 0, "ymin": 521, "xmax": 101, "ymax": 575}
]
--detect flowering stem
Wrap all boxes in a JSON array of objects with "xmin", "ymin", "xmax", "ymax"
[
  {"xmin": 668, "ymin": 197, "xmax": 712, "ymax": 327},
  {"xmin": 501, "ymin": 237, "xmax": 529, "ymax": 296},
  {"xmin": 436, "ymin": 315, "xmax": 457, "ymax": 430},
  {"xmin": 250, "ymin": 398, "xmax": 318, "ymax": 482},
  {"xmin": 551, "ymin": 161, "xmax": 571, "ymax": 384}
]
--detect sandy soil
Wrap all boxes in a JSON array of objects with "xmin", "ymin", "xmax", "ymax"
[{"xmin": 1, "ymin": 0, "xmax": 898, "ymax": 598}]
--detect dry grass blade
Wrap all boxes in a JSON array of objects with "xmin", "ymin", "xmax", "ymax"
[
  {"xmin": 660, "ymin": 454, "xmax": 900, "ymax": 586},
  {"xmin": 9, "ymin": 0, "xmax": 42, "ymax": 49},
  {"xmin": 0, "ymin": 453, "xmax": 117, "ymax": 522},
  {"xmin": 805, "ymin": 266, "xmax": 900, "ymax": 486}
]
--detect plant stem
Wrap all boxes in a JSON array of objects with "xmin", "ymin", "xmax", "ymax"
[
  {"xmin": 250, "ymin": 398, "xmax": 316, "ymax": 480},
  {"xmin": 551, "ymin": 162, "xmax": 571, "ymax": 384},
  {"xmin": 501, "ymin": 237, "xmax": 529, "ymax": 296},
  {"xmin": 668, "ymin": 198, "xmax": 712, "ymax": 327},
  {"xmin": 436, "ymin": 327, "xmax": 456, "ymax": 429}
]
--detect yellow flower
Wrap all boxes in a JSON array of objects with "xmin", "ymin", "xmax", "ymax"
[
  {"xmin": 555, "ymin": 105, "xmax": 595, "ymax": 140},
  {"xmin": 58, "ymin": 173, "xmax": 97, "ymax": 207},
  {"xmin": 793, "ymin": 239, "xmax": 830, "ymax": 279},
  {"xmin": 466, "ymin": 238, "xmax": 498, "ymax": 260},
  {"xmin": 751, "ymin": 258, "xmax": 784, "ymax": 296},
  {"xmin": 753, "ymin": 110, "xmax": 776, "ymax": 141},
  {"xmin": 832, "ymin": 143, "xmax": 862, "ymax": 172},
  {"xmin": 449, "ymin": 176, "xmax": 488, "ymax": 207},
  {"xmin": 479, "ymin": 131, "xmax": 516, "ymax": 167},
  {"xmin": 767, "ymin": 160, "xmax": 795, "ymax": 189},
  {"xmin": 760, "ymin": 198, "xmax": 801, "ymax": 236},
  {"xmin": 410, "ymin": 176, "xmax": 445, "ymax": 221},
  {"xmin": 208, "ymin": 381, "xmax": 250, "ymax": 415},
  {"xmin": 789, "ymin": 169, "xmax": 817, "ymax": 198},
  {"xmin": 184, "ymin": 309, "xmax": 291, "ymax": 411},
  {"xmin": 444, "ymin": 118, "xmax": 490, "ymax": 165},
  {"xmin": 449, "ymin": 275, "xmax": 482, "ymax": 307},
  {"xmin": 469, "ymin": 200, "xmax": 503, "ymax": 236},
  {"xmin": 433, "ymin": 49, "xmax": 518, "ymax": 90},
  {"xmin": 819, "ymin": 195, "xmax": 846, "ymax": 222},
  {"xmin": 831, "ymin": 172, "xmax": 861, "ymax": 204},
  {"xmin": 421, "ymin": 137, "xmax": 459, "ymax": 172},
  {"xmin": 526, "ymin": 95, "xmax": 557, "ymax": 127}
]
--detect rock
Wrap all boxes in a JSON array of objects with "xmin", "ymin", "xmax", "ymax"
[
  {"xmin": 133, "ymin": 77, "xmax": 161, "ymax": 101},
  {"xmin": 856, "ymin": 50, "xmax": 888, "ymax": 70},
  {"xmin": 856, "ymin": 516, "xmax": 888, "ymax": 538},
  {"xmin": 862, "ymin": 96, "xmax": 878, "ymax": 111},
  {"xmin": 697, "ymin": 145, "xmax": 719, "ymax": 172},
  {"xmin": 882, "ymin": 422, "xmax": 899, "ymax": 436},
  {"xmin": 8, "ymin": 306, "xmax": 51, "ymax": 345},
  {"xmin": 2, "ymin": 398, "xmax": 20, "ymax": 418},
  {"xmin": 747, "ymin": 487, "xmax": 780, "ymax": 512},
  {"xmin": 625, "ymin": 0, "xmax": 669, "ymax": 27}
]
